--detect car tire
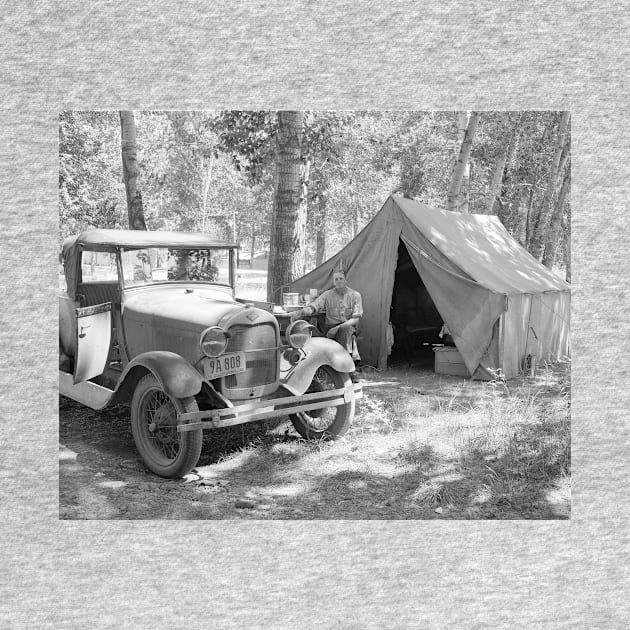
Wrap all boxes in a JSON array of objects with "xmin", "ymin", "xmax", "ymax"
[
  {"xmin": 289, "ymin": 366, "xmax": 354, "ymax": 440},
  {"xmin": 130, "ymin": 374, "xmax": 203, "ymax": 478}
]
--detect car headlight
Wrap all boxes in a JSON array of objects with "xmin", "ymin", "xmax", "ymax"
[
  {"xmin": 286, "ymin": 320, "xmax": 313, "ymax": 349},
  {"xmin": 200, "ymin": 326, "xmax": 229, "ymax": 357}
]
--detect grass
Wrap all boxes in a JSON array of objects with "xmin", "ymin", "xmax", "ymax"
[
  {"xmin": 184, "ymin": 361, "xmax": 570, "ymax": 519},
  {"xmin": 60, "ymin": 363, "xmax": 570, "ymax": 519}
]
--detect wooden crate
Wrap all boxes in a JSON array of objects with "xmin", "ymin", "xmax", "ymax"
[{"xmin": 433, "ymin": 346, "xmax": 470, "ymax": 377}]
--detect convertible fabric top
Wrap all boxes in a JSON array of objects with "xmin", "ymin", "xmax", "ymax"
[
  {"xmin": 290, "ymin": 195, "xmax": 570, "ymax": 378},
  {"xmin": 63, "ymin": 229, "xmax": 238, "ymax": 252},
  {"xmin": 61, "ymin": 229, "xmax": 239, "ymax": 299}
]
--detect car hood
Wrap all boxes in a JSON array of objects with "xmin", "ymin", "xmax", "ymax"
[
  {"xmin": 121, "ymin": 284, "xmax": 279, "ymax": 363},
  {"xmin": 123, "ymin": 284, "xmax": 245, "ymax": 331}
]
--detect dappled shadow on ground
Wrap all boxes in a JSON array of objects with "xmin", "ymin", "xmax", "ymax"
[
  {"xmin": 186, "ymin": 419, "xmax": 570, "ymax": 520},
  {"xmin": 59, "ymin": 396, "xmax": 294, "ymax": 519},
  {"xmin": 196, "ymin": 419, "xmax": 290, "ymax": 466},
  {"xmin": 59, "ymin": 395, "xmax": 286, "ymax": 471},
  {"xmin": 59, "ymin": 397, "xmax": 181, "ymax": 519},
  {"xmin": 59, "ymin": 362, "xmax": 570, "ymax": 520}
]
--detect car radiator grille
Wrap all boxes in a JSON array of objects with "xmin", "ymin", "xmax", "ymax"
[{"xmin": 224, "ymin": 323, "xmax": 277, "ymax": 388}]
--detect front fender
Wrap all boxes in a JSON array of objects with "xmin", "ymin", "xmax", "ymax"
[
  {"xmin": 280, "ymin": 337, "xmax": 354, "ymax": 395},
  {"xmin": 116, "ymin": 351, "xmax": 204, "ymax": 401}
]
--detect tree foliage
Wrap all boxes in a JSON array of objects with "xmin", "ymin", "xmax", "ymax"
[
  {"xmin": 59, "ymin": 110, "xmax": 571, "ymax": 282},
  {"xmin": 59, "ymin": 111, "xmax": 126, "ymax": 238}
]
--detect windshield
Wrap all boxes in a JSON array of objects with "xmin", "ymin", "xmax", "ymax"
[{"xmin": 121, "ymin": 247, "xmax": 233, "ymax": 287}]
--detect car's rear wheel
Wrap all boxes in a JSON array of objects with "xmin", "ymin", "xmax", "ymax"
[
  {"xmin": 130, "ymin": 374, "xmax": 202, "ymax": 478},
  {"xmin": 289, "ymin": 366, "xmax": 354, "ymax": 440}
]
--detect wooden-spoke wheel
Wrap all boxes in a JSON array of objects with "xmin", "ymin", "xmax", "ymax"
[
  {"xmin": 289, "ymin": 366, "xmax": 354, "ymax": 440},
  {"xmin": 131, "ymin": 374, "xmax": 202, "ymax": 478}
]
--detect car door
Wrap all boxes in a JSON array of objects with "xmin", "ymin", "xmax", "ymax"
[{"xmin": 74, "ymin": 302, "xmax": 112, "ymax": 383}]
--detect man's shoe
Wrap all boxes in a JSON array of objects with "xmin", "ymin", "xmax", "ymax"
[{"xmin": 350, "ymin": 371, "xmax": 361, "ymax": 383}]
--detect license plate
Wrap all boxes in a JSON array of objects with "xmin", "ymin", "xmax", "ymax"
[{"xmin": 204, "ymin": 352, "xmax": 247, "ymax": 379}]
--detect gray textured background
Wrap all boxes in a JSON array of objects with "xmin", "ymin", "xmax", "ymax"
[{"xmin": 1, "ymin": 1, "xmax": 629, "ymax": 627}]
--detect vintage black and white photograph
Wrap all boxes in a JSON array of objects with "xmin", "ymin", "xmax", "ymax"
[{"xmin": 59, "ymin": 110, "xmax": 571, "ymax": 520}]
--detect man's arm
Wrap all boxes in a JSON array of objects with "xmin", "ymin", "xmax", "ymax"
[
  {"xmin": 290, "ymin": 292, "xmax": 326, "ymax": 321},
  {"xmin": 290, "ymin": 305, "xmax": 314, "ymax": 321},
  {"xmin": 340, "ymin": 317, "xmax": 360, "ymax": 328}
]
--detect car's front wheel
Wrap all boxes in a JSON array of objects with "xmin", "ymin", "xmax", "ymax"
[
  {"xmin": 289, "ymin": 366, "xmax": 354, "ymax": 440},
  {"xmin": 130, "ymin": 374, "xmax": 202, "ymax": 478}
]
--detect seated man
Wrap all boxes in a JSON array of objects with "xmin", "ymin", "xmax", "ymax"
[{"xmin": 291, "ymin": 269, "xmax": 363, "ymax": 382}]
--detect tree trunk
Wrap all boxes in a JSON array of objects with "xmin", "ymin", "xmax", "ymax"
[
  {"xmin": 515, "ymin": 192, "xmax": 528, "ymax": 246},
  {"xmin": 556, "ymin": 142, "xmax": 570, "ymax": 188},
  {"xmin": 446, "ymin": 112, "xmax": 479, "ymax": 212},
  {"xmin": 295, "ymin": 156, "xmax": 310, "ymax": 272},
  {"xmin": 524, "ymin": 122, "xmax": 551, "ymax": 246},
  {"xmin": 120, "ymin": 111, "xmax": 147, "ymax": 230},
  {"xmin": 485, "ymin": 114, "xmax": 522, "ymax": 215},
  {"xmin": 542, "ymin": 162, "xmax": 570, "ymax": 268},
  {"xmin": 525, "ymin": 187, "xmax": 536, "ymax": 247},
  {"xmin": 529, "ymin": 111, "xmax": 570, "ymax": 259},
  {"xmin": 250, "ymin": 229, "xmax": 256, "ymax": 266},
  {"xmin": 267, "ymin": 111, "xmax": 308, "ymax": 304},
  {"xmin": 486, "ymin": 153, "xmax": 507, "ymax": 215},
  {"xmin": 457, "ymin": 113, "xmax": 470, "ymax": 213},
  {"xmin": 315, "ymin": 192, "xmax": 327, "ymax": 266},
  {"xmin": 351, "ymin": 204, "xmax": 359, "ymax": 238},
  {"xmin": 458, "ymin": 161, "xmax": 471, "ymax": 213},
  {"xmin": 456, "ymin": 112, "xmax": 467, "ymax": 147},
  {"xmin": 200, "ymin": 156, "xmax": 214, "ymax": 231},
  {"xmin": 564, "ymin": 212, "xmax": 571, "ymax": 284}
]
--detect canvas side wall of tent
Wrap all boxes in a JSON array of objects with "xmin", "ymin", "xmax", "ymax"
[{"xmin": 289, "ymin": 195, "xmax": 570, "ymax": 379}]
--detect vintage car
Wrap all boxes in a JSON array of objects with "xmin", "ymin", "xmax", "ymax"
[{"xmin": 59, "ymin": 230, "xmax": 362, "ymax": 478}]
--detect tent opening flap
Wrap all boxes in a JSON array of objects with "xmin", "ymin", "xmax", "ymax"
[{"xmin": 389, "ymin": 240, "xmax": 445, "ymax": 364}]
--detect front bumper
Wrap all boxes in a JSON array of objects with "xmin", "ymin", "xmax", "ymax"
[{"xmin": 177, "ymin": 383, "xmax": 362, "ymax": 432}]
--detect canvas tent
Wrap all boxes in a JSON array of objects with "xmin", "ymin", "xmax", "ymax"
[{"xmin": 289, "ymin": 195, "xmax": 570, "ymax": 379}]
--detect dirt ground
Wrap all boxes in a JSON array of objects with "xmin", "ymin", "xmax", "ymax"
[
  {"xmin": 59, "ymin": 355, "xmax": 570, "ymax": 520},
  {"xmin": 59, "ymin": 400, "xmax": 313, "ymax": 520}
]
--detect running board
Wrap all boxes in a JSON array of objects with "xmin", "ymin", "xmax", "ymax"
[{"xmin": 59, "ymin": 371, "xmax": 115, "ymax": 410}]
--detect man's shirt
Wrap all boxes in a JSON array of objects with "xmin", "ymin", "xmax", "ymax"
[{"xmin": 309, "ymin": 287, "xmax": 363, "ymax": 328}]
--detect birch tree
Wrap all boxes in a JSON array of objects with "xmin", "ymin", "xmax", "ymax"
[
  {"xmin": 446, "ymin": 111, "xmax": 480, "ymax": 212},
  {"xmin": 457, "ymin": 113, "xmax": 471, "ymax": 213},
  {"xmin": 542, "ymin": 162, "xmax": 570, "ymax": 268},
  {"xmin": 313, "ymin": 191, "xmax": 328, "ymax": 266},
  {"xmin": 120, "ymin": 110, "xmax": 147, "ymax": 230},
  {"xmin": 529, "ymin": 111, "xmax": 570, "ymax": 259},
  {"xmin": 485, "ymin": 114, "xmax": 522, "ymax": 215},
  {"xmin": 515, "ymin": 188, "xmax": 534, "ymax": 246},
  {"xmin": 564, "ymin": 213, "xmax": 571, "ymax": 283}
]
